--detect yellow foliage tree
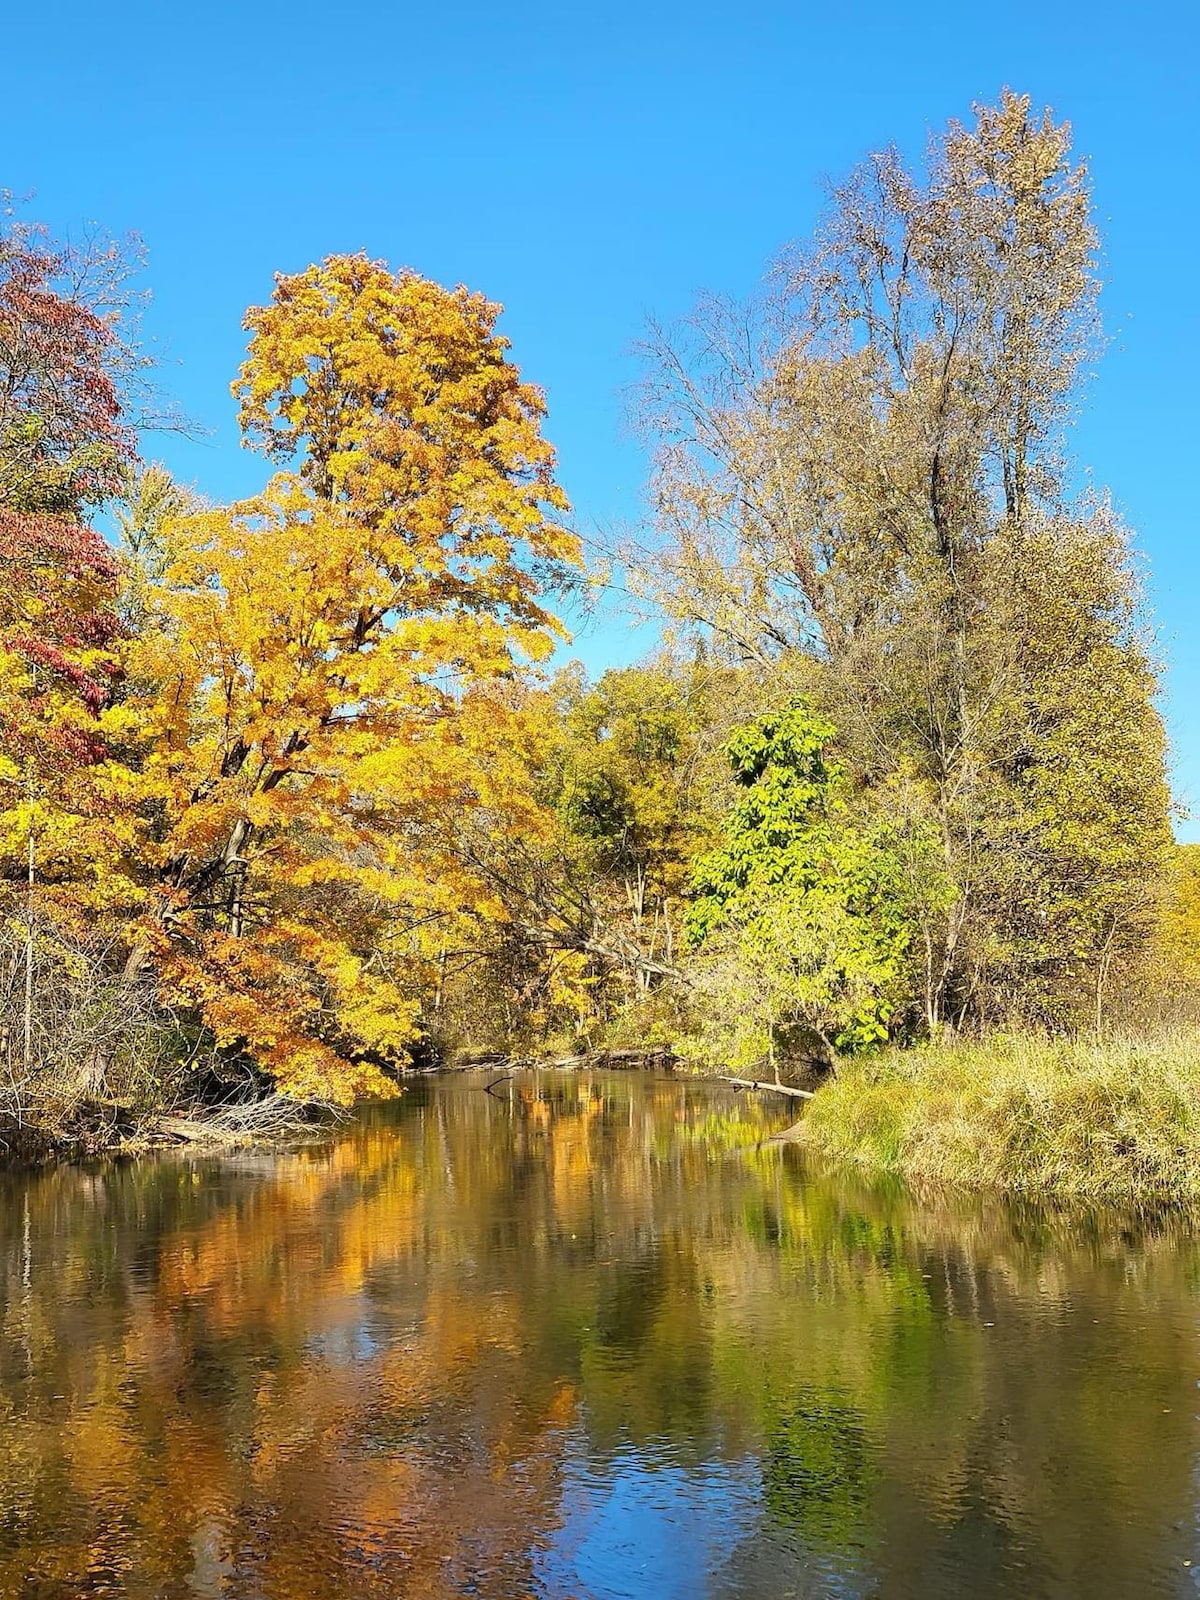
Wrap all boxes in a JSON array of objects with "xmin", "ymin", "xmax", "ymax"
[
  {"xmin": 122, "ymin": 258, "xmax": 578, "ymax": 1102},
  {"xmin": 1158, "ymin": 844, "xmax": 1200, "ymax": 987},
  {"xmin": 234, "ymin": 253, "xmax": 573, "ymax": 633}
]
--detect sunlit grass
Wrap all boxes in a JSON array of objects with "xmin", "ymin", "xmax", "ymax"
[{"xmin": 800, "ymin": 1029, "xmax": 1200, "ymax": 1202}]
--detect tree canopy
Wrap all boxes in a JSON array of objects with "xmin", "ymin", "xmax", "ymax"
[{"xmin": 0, "ymin": 95, "xmax": 1191, "ymax": 1127}]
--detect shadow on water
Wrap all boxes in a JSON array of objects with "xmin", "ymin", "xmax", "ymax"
[{"xmin": 1, "ymin": 1071, "xmax": 1199, "ymax": 1598}]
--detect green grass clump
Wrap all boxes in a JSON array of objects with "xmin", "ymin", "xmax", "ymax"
[{"xmin": 799, "ymin": 1030, "xmax": 1200, "ymax": 1202}]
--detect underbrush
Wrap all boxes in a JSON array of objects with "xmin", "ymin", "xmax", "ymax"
[
  {"xmin": 799, "ymin": 1029, "xmax": 1200, "ymax": 1202},
  {"xmin": 0, "ymin": 922, "xmax": 316, "ymax": 1159}
]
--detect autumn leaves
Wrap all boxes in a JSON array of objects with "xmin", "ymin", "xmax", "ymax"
[
  {"xmin": 126, "ymin": 259, "xmax": 584, "ymax": 1101},
  {"xmin": 0, "ymin": 251, "xmax": 582, "ymax": 1107},
  {"xmin": 0, "ymin": 91, "xmax": 1190, "ymax": 1125}
]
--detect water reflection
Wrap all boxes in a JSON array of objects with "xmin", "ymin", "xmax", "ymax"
[{"xmin": 1, "ymin": 1073, "xmax": 1199, "ymax": 1597}]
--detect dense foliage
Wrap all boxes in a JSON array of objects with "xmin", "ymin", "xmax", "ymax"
[
  {"xmin": 686, "ymin": 702, "xmax": 952, "ymax": 1064},
  {"xmin": 0, "ymin": 92, "xmax": 1194, "ymax": 1135}
]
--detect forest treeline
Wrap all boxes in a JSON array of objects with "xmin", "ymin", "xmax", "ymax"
[{"xmin": 1, "ymin": 90, "xmax": 1198, "ymax": 1142}]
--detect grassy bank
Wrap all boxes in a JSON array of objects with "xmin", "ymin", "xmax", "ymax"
[{"xmin": 798, "ymin": 1030, "xmax": 1200, "ymax": 1203}]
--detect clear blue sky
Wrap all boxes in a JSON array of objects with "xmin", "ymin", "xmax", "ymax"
[{"xmin": 3, "ymin": 0, "xmax": 1196, "ymax": 831}]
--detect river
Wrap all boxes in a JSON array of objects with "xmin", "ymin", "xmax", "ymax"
[{"xmin": 1, "ymin": 1071, "xmax": 1198, "ymax": 1598}]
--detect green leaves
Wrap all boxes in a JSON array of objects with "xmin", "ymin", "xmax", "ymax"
[
  {"xmin": 687, "ymin": 701, "xmax": 846, "ymax": 943},
  {"xmin": 687, "ymin": 702, "xmax": 948, "ymax": 1057},
  {"xmin": 726, "ymin": 703, "xmax": 839, "ymax": 790}
]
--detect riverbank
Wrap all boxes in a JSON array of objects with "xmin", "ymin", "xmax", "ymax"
[
  {"xmin": 0, "ymin": 1050, "xmax": 680, "ymax": 1164},
  {"xmin": 796, "ymin": 1030, "xmax": 1200, "ymax": 1203},
  {"xmin": 13, "ymin": 1032, "xmax": 1200, "ymax": 1206},
  {"xmin": 0, "ymin": 1092, "xmax": 331, "ymax": 1165}
]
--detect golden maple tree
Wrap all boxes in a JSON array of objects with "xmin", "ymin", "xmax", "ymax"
[{"xmin": 121, "ymin": 256, "xmax": 579, "ymax": 1102}]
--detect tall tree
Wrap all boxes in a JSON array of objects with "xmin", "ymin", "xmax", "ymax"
[
  {"xmin": 120, "ymin": 258, "xmax": 580, "ymax": 1101},
  {"xmin": 0, "ymin": 208, "xmax": 145, "ymax": 895},
  {"xmin": 631, "ymin": 92, "xmax": 1172, "ymax": 1029},
  {"xmin": 0, "ymin": 211, "xmax": 148, "ymax": 1092}
]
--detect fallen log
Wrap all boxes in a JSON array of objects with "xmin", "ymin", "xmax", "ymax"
[
  {"xmin": 446, "ymin": 1045, "xmax": 677, "ymax": 1076},
  {"xmin": 154, "ymin": 1116, "xmax": 250, "ymax": 1146},
  {"xmin": 443, "ymin": 1048, "xmax": 510, "ymax": 1071},
  {"xmin": 539, "ymin": 1047, "xmax": 675, "ymax": 1071},
  {"xmin": 719, "ymin": 1076, "xmax": 815, "ymax": 1100}
]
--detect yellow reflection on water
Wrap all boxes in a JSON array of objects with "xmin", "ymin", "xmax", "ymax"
[{"xmin": 0, "ymin": 1073, "xmax": 1198, "ymax": 1598}]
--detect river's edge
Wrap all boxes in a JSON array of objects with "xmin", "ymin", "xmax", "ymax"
[
  {"xmin": 794, "ymin": 1031, "xmax": 1200, "ymax": 1205},
  {"xmin": 11, "ymin": 1032, "xmax": 1200, "ymax": 1208},
  {"xmin": 451, "ymin": 1035, "xmax": 1200, "ymax": 1208},
  {"xmin": 0, "ymin": 1048, "xmax": 682, "ymax": 1166},
  {"xmin": 0, "ymin": 1104, "xmax": 339, "ymax": 1166}
]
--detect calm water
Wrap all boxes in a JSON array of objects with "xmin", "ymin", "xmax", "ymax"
[{"xmin": 2, "ymin": 1073, "xmax": 1200, "ymax": 1599}]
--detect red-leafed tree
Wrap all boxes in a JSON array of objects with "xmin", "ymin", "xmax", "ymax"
[
  {"xmin": 0, "ymin": 213, "xmax": 141, "ymax": 516},
  {"xmin": 0, "ymin": 207, "xmax": 142, "ymax": 774},
  {"xmin": 0, "ymin": 208, "xmax": 138, "ymax": 828},
  {"xmin": 0, "ymin": 508, "xmax": 123, "ymax": 772},
  {"xmin": 0, "ymin": 209, "xmax": 145, "ymax": 1091},
  {"xmin": 0, "ymin": 214, "xmax": 142, "ymax": 1052}
]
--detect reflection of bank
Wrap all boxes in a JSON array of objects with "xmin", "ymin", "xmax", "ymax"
[{"xmin": 1, "ymin": 1073, "xmax": 1200, "ymax": 1598}]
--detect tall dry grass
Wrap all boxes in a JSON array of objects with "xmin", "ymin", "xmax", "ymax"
[{"xmin": 799, "ymin": 1030, "xmax": 1200, "ymax": 1202}]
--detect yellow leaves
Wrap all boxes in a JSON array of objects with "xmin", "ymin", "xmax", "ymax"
[
  {"xmin": 544, "ymin": 951, "xmax": 597, "ymax": 1032},
  {"xmin": 233, "ymin": 255, "xmax": 580, "ymax": 638},
  {"xmin": 0, "ymin": 258, "xmax": 578, "ymax": 1106},
  {"xmin": 1157, "ymin": 846, "xmax": 1200, "ymax": 985},
  {"xmin": 159, "ymin": 933, "xmax": 405, "ymax": 1106},
  {"xmin": 97, "ymin": 258, "xmax": 585, "ymax": 1104}
]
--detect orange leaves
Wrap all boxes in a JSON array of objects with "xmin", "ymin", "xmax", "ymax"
[{"xmin": 158, "ymin": 932, "xmax": 402, "ymax": 1105}]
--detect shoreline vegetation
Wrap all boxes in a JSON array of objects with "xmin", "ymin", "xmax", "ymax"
[
  {"xmin": 441, "ymin": 1035, "xmax": 1200, "ymax": 1206},
  {"xmin": 3, "ymin": 92, "xmax": 1200, "ymax": 1200},
  {"xmin": 445, "ymin": 1035, "xmax": 1200, "ymax": 1206},
  {"xmin": 794, "ymin": 1031, "xmax": 1200, "ymax": 1204},
  {"xmin": 18, "ymin": 1034, "xmax": 1200, "ymax": 1211}
]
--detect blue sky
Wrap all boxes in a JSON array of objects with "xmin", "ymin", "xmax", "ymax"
[{"xmin": 3, "ymin": 0, "xmax": 1196, "ymax": 831}]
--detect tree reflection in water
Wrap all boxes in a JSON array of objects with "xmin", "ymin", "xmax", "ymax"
[{"xmin": 0, "ymin": 1073, "xmax": 1198, "ymax": 1598}]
